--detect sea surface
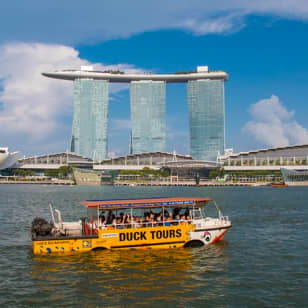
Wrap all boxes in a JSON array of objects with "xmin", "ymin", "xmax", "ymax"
[{"xmin": 0, "ymin": 184, "xmax": 307, "ymax": 307}]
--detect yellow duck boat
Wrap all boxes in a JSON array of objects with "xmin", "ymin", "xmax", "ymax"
[{"xmin": 31, "ymin": 197, "xmax": 231, "ymax": 254}]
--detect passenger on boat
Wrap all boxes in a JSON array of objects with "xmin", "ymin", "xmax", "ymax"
[
  {"xmin": 112, "ymin": 218, "xmax": 117, "ymax": 227},
  {"xmin": 156, "ymin": 214, "xmax": 163, "ymax": 226},
  {"xmin": 184, "ymin": 209, "xmax": 189, "ymax": 218},
  {"xmin": 107, "ymin": 211, "xmax": 115, "ymax": 225},
  {"xmin": 180, "ymin": 215, "xmax": 188, "ymax": 224},
  {"xmin": 133, "ymin": 216, "xmax": 142, "ymax": 228},
  {"xmin": 173, "ymin": 207, "xmax": 180, "ymax": 218},
  {"xmin": 143, "ymin": 215, "xmax": 150, "ymax": 227},
  {"xmin": 99, "ymin": 213, "xmax": 105, "ymax": 225},
  {"xmin": 124, "ymin": 214, "xmax": 131, "ymax": 225}
]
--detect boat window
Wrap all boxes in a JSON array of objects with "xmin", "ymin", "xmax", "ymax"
[
  {"xmin": 191, "ymin": 207, "xmax": 203, "ymax": 219},
  {"xmin": 177, "ymin": 208, "xmax": 190, "ymax": 219},
  {"xmin": 201, "ymin": 202, "xmax": 218, "ymax": 218},
  {"xmin": 87, "ymin": 207, "xmax": 98, "ymax": 222}
]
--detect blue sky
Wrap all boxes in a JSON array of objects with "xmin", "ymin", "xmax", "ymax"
[{"xmin": 1, "ymin": 1, "xmax": 308, "ymax": 157}]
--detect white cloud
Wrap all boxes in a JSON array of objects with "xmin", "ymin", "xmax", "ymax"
[
  {"xmin": 1, "ymin": 1, "xmax": 308, "ymax": 44},
  {"xmin": 0, "ymin": 42, "xmax": 144, "ymax": 155},
  {"xmin": 242, "ymin": 95, "xmax": 308, "ymax": 147},
  {"xmin": 178, "ymin": 12, "xmax": 246, "ymax": 35}
]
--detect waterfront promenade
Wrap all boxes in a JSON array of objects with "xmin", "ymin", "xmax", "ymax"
[
  {"xmin": 0, "ymin": 176, "xmax": 73, "ymax": 185},
  {"xmin": 114, "ymin": 180, "xmax": 255, "ymax": 187}
]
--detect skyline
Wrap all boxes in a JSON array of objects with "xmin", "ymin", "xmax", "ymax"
[{"xmin": 1, "ymin": 2, "xmax": 308, "ymax": 157}]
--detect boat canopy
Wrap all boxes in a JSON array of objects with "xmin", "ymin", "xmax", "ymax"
[{"xmin": 81, "ymin": 197, "xmax": 213, "ymax": 210}]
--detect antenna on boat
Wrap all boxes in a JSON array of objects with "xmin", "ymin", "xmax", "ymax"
[
  {"xmin": 55, "ymin": 209, "xmax": 63, "ymax": 229},
  {"xmin": 49, "ymin": 203, "xmax": 56, "ymax": 226}
]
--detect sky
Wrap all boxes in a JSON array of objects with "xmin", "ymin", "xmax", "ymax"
[{"xmin": 1, "ymin": 0, "xmax": 308, "ymax": 157}]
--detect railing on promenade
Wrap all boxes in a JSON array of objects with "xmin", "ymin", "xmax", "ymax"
[{"xmin": 223, "ymin": 156, "xmax": 308, "ymax": 167}]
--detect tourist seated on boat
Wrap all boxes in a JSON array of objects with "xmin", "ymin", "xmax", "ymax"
[
  {"xmin": 124, "ymin": 214, "xmax": 131, "ymax": 226},
  {"xmin": 180, "ymin": 215, "xmax": 188, "ymax": 224},
  {"xmin": 156, "ymin": 214, "xmax": 163, "ymax": 226},
  {"xmin": 130, "ymin": 216, "xmax": 137, "ymax": 228},
  {"xmin": 133, "ymin": 216, "xmax": 142, "ymax": 228},
  {"xmin": 163, "ymin": 213, "xmax": 173, "ymax": 226},
  {"xmin": 116, "ymin": 217, "xmax": 126, "ymax": 229},
  {"xmin": 101, "ymin": 208, "xmax": 193, "ymax": 229},
  {"xmin": 143, "ymin": 215, "xmax": 150, "ymax": 227},
  {"xmin": 173, "ymin": 207, "xmax": 180, "ymax": 218},
  {"xmin": 184, "ymin": 209, "xmax": 190, "ymax": 218},
  {"xmin": 174, "ymin": 214, "xmax": 180, "ymax": 223},
  {"xmin": 106, "ymin": 211, "xmax": 115, "ymax": 225},
  {"xmin": 99, "ymin": 213, "xmax": 105, "ymax": 225}
]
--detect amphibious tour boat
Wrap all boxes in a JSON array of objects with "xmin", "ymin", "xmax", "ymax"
[{"xmin": 31, "ymin": 197, "xmax": 231, "ymax": 254}]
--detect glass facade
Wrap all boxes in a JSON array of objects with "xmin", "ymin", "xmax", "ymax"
[
  {"xmin": 281, "ymin": 168, "xmax": 308, "ymax": 184},
  {"xmin": 187, "ymin": 80, "xmax": 225, "ymax": 161},
  {"xmin": 71, "ymin": 79, "xmax": 109, "ymax": 161},
  {"xmin": 130, "ymin": 81, "xmax": 166, "ymax": 153}
]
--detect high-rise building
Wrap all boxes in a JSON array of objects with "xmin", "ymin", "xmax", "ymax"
[
  {"xmin": 43, "ymin": 66, "xmax": 228, "ymax": 161},
  {"xmin": 130, "ymin": 81, "xmax": 166, "ymax": 153},
  {"xmin": 187, "ymin": 80, "xmax": 225, "ymax": 161},
  {"xmin": 71, "ymin": 79, "xmax": 109, "ymax": 161}
]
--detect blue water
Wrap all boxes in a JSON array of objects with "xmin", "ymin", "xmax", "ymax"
[{"xmin": 0, "ymin": 184, "xmax": 307, "ymax": 307}]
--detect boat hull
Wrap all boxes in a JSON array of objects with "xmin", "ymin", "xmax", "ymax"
[{"xmin": 32, "ymin": 223, "xmax": 231, "ymax": 254}]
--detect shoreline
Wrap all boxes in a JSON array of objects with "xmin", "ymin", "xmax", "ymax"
[
  {"xmin": 0, "ymin": 180, "xmax": 74, "ymax": 185},
  {"xmin": 0, "ymin": 180, "xmax": 267, "ymax": 186},
  {"xmin": 1, "ymin": 180, "xmax": 306, "ymax": 186}
]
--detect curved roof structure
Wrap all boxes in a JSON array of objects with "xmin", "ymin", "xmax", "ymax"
[
  {"xmin": 0, "ymin": 148, "xmax": 22, "ymax": 170},
  {"xmin": 221, "ymin": 144, "xmax": 308, "ymax": 160},
  {"xmin": 42, "ymin": 70, "xmax": 228, "ymax": 83}
]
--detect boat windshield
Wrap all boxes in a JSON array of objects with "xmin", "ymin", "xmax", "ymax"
[{"xmin": 201, "ymin": 201, "xmax": 220, "ymax": 218}]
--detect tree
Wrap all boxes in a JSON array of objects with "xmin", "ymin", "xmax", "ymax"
[
  {"xmin": 58, "ymin": 166, "xmax": 72, "ymax": 178},
  {"xmin": 44, "ymin": 169, "xmax": 59, "ymax": 177},
  {"xmin": 12, "ymin": 169, "xmax": 35, "ymax": 176}
]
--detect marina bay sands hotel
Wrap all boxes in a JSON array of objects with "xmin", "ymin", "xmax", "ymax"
[{"xmin": 43, "ymin": 66, "xmax": 228, "ymax": 162}]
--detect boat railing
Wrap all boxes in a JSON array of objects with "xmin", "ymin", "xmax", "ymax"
[
  {"xmin": 98, "ymin": 219, "xmax": 192, "ymax": 230},
  {"xmin": 197, "ymin": 216, "xmax": 231, "ymax": 227},
  {"xmin": 220, "ymin": 216, "xmax": 230, "ymax": 223}
]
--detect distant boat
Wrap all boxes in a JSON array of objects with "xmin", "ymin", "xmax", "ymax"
[
  {"xmin": 271, "ymin": 183, "xmax": 288, "ymax": 188},
  {"xmin": 0, "ymin": 147, "xmax": 22, "ymax": 170}
]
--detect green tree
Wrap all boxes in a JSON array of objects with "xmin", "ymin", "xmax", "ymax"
[
  {"xmin": 58, "ymin": 166, "xmax": 72, "ymax": 178},
  {"xmin": 12, "ymin": 169, "xmax": 35, "ymax": 176},
  {"xmin": 44, "ymin": 169, "xmax": 59, "ymax": 177}
]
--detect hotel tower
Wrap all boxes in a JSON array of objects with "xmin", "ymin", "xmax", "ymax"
[{"xmin": 43, "ymin": 66, "xmax": 227, "ymax": 161}]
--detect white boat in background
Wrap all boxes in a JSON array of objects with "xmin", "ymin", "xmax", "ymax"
[{"xmin": 0, "ymin": 147, "xmax": 22, "ymax": 170}]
